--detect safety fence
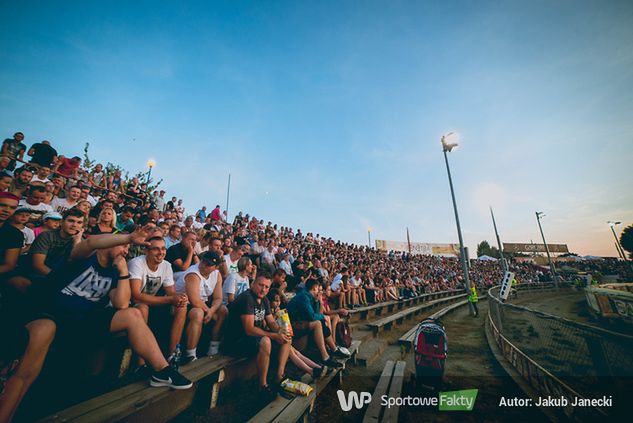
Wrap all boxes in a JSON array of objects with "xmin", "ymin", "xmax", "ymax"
[{"xmin": 487, "ymin": 283, "xmax": 633, "ymax": 419}]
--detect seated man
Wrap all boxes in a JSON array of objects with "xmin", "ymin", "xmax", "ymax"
[
  {"xmin": 287, "ymin": 280, "xmax": 349, "ymax": 369},
  {"xmin": 175, "ymin": 251, "xmax": 227, "ymax": 363},
  {"xmin": 166, "ymin": 231, "xmax": 199, "ymax": 280},
  {"xmin": 41, "ymin": 227, "xmax": 192, "ymax": 389},
  {"xmin": 129, "ymin": 236, "xmax": 188, "ymax": 372},
  {"xmin": 222, "ymin": 274, "xmax": 291, "ymax": 401},
  {"xmin": 30, "ymin": 208, "xmax": 84, "ymax": 277}
]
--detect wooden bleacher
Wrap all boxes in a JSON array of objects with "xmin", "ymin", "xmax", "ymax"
[
  {"xmin": 362, "ymin": 360, "xmax": 406, "ymax": 423},
  {"xmin": 367, "ymin": 294, "xmax": 467, "ymax": 336},
  {"xmin": 247, "ymin": 340, "xmax": 361, "ymax": 423},
  {"xmin": 39, "ymin": 355, "xmax": 243, "ymax": 423},
  {"xmin": 349, "ymin": 290, "xmax": 460, "ymax": 321}
]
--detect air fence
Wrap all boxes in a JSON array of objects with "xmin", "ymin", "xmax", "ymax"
[{"xmin": 487, "ymin": 283, "xmax": 633, "ymax": 420}]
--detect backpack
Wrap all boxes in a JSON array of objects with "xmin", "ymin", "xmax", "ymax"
[
  {"xmin": 413, "ymin": 318, "xmax": 447, "ymax": 370},
  {"xmin": 336, "ymin": 318, "xmax": 352, "ymax": 348}
]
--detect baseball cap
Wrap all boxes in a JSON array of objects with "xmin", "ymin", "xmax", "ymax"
[
  {"xmin": 14, "ymin": 206, "xmax": 32, "ymax": 214},
  {"xmin": 43, "ymin": 211, "xmax": 63, "ymax": 221},
  {"xmin": 200, "ymin": 251, "xmax": 223, "ymax": 267}
]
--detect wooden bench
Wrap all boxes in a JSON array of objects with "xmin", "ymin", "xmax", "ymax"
[
  {"xmin": 350, "ymin": 290, "xmax": 460, "ymax": 321},
  {"xmin": 247, "ymin": 340, "xmax": 361, "ymax": 423},
  {"xmin": 39, "ymin": 355, "xmax": 243, "ymax": 423},
  {"xmin": 362, "ymin": 360, "xmax": 406, "ymax": 423},
  {"xmin": 368, "ymin": 294, "xmax": 467, "ymax": 336}
]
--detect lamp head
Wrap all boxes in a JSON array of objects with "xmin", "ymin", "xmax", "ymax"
[
  {"xmin": 441, "ymin": 132, "xmax": 459, "ymax": 152},
  {"xmin": 147, "ymin": 159, "xmax": 156, "ymax": 168},
  {"xmin": 607, "ymin": 221, "xmax": 621, "ymax": 227},
  {"xmin": 368, "ymin": 227, "xmax": 372, "ymax": 233}
]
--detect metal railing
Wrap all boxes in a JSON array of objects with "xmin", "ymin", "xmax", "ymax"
[{"xmin": 487, "ymin": 283, "xmax": 633, "ymax": 419}]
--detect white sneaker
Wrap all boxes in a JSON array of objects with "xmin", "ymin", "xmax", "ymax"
[{"xmin": 208, "ymin": 341, "xmax": 220, "ymax": 356}]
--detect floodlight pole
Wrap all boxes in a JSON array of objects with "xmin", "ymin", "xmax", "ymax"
[
  {"xmin": 441, "ymin": 137, "xmax": 473, "ymax": 313},
  {"xmin": 536, "ymin": 212, "xmax": 558, "ymax": 288},
  {"xmin": 226, "ymin": 173, "xmax": 231, "ymax": 221},
  {"xmin": 490, "ymin": 206, "xmax": 508, "ymax": 273}
]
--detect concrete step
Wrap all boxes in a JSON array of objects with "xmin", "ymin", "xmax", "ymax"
[{"xmin": 356, "ymin": 339, "xmax": 388, "ymax": 367}]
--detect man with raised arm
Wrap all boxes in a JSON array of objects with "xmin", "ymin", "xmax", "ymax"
[{"xmin": 41, "ymin": 226, "xmax": 192, "ymax": 389}]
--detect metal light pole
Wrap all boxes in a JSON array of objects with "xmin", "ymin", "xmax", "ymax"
[
  {"xmin": 441, "ymin": 133, "xmax": 473, "ymax": 313},
  {"xmin": 607, "ymin": 221, "xmax": 626, "ymax": 260},
  {"xmin": 368, "ymin": 227, "xmax": 372, "ymax": 248},
  {"xmin": 490, "ymin": 206, "xmax": 508, "ymax": 273},
  {"xmin": 225, "ymin": 173, "xmax": 231, "ymax": 222},
  {"xmin": 146, "ymin": 159, "xmax": 156, "ymax": 185},
  {"xmin": 536, "ymin": 212, "xmax": 558, "ymax": 288}
]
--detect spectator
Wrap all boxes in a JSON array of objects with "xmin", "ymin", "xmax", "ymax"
[
  {"xmin": 175, "ymin": 251, "xmax": 227, "ymax": 362},
  {"xmin": 11, "ymin": 207, "xmax": 35, "ymax": 255},
  {"xmin": 30, "ymin": 208, "xmax": 84, "ymax": 277},
  {"xmin": 1, "ymin": 132, "xmax": 26, "ymax": 171},
  {"xmin": 0, "ymin": 170, "xmax": 12, "ymax": 191},
  {"xmin": 116, "ymin": 207, "xmax": 135, "ymax": 232},
  {"xmin": 224, "ymin": 242, "xmax": 249, "ymax": 275},
  {"xmin": 0, "ymin": 156, "xmax": 11, "ymax": 173},
  {"xmin": 222, "ymin": 256, "xmax": 253, "ymax": 305},
  {"xmin": 19, "ymin": 185, "xmax": 53, "ymax": 226},
  {"xmin": 33, "ymin": 211, "xmax": 62, "ymax": 238},
  {"xmin": 51, "ymin": 185, "xmax": 81, "ymax": 213},
  {"xmin": 129, "ymin": 236, "xmax": 188, "ymax": 372},
  {"xmin": 153, "ymin": 190, "xmax": 166, "ymax": 212},
  {"xmin": 27, "ymin": 140, "xmax": 58, "ymax": 167},
  {"xmin": 107, "ymin": 169, "xmax": 124, "ymax": 193},
  {"xmin": 54, "ymin": 156, "xmax": 81, "ymax": 179},
  {"xmin": 210, "ymin": 205, "xmax": 221, "ymax": 221},
  {"xmin": 79, "ymin": 186, "xmax": 97, "ymax": 207},
  {"xmin": 89, "ymin": 208, "xmax": 117, "ymax": 235},
  {"xmin": 166, "ymin": 231, "xmax": 199, "ymax": 280},
  {"xmin": 89, "ymin": 163, "xmax": 107, "ymax": 188},
  {"xmin": 195, "ymin": 206, "xmax": 207, "ymax": 221},
  {"xmin": 40, "ymin": 227, "xmax": 193, "ymax": 390},
  {"xmin": 8, "ymin": 167, "xmax": 33, "ymax": 197},
  {"xmin": 30, "ymin": 165, "xmax": 52, "ymax": 184},
  {"xmin": 0, "ymin": 192, "xmax": 24, "ymax": 292},
  {"xmin": 279, "ymin": 253, "xmax": 294, "ymax": 277},
  {"xmin": 164, "ymin": 224, "xmax": 181, "ymax": 249},
  {"xmin": 222, "ymin": 274, "xmax": 291, "ymax": 401},
  {"xmin": 287, "ymin": 279, "xmax": 348, "ymax": 368}
]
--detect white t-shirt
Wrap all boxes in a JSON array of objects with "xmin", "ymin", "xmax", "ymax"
[
  {"xmin": 20, "ymin": 226, "xmax": 35, "ymax": 251},
  {"xmin": 194, "ymin": 242, "xmax": 209, "ymax": 256},
  {"xmin": 224, "ymin": 254, "xmax": 239, "ymax": 274},
  {"xmin": 31, "ymin": 175, "xmax": 50, "ymax": 184},
  {"xmin": 222, "ymin": 272, "xmax": 250, "ymax": 305},
  {"xmin": 331, "ymin": 273, "xmax": 344, "ymax": 291},
  {"xmin": 175, "ymin": 264, "xmax": 220, "ymax": 303},
  {"xmin": 51, "ymin": 197, "xmax": 77, "ymax": 214},
  {"xmin": 18, "ymin": 199, "xmax": 53, "ymax": 223},
  {"xmin": 350, "ymin": 276, "xmax": 362, "ymax": 288},
  {"xmin": 261, "ymin": 250, "xmax": 275, "ymax": 264},
  {"xmin": 128, "ymin": 255, "xmax": 175, "ymax": 296}
]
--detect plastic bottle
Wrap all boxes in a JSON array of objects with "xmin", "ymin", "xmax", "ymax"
[{"xmin": 170, "ymin": 343, "xmax": 181, "ymax": 370}]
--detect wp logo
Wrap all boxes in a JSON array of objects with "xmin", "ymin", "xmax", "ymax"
[{"xmin": 337, "ymin": 390, "xmax": 372, "ymax": 411}]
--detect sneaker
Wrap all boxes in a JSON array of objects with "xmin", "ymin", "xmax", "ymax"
[
  {"xmin": 179, "ymin": 355, "xmax": 197, "ymax": 366},
  {"xmin": 259, "ymin": 385, "xmax": 277, "ymax": 402},
  {"xmin": 332, "ymin": 346, "xmax": 351, "ymax": 358},
  {"xmin": 322, "ymin": 358, "xmax": 343, "ymax": 369},
  {"xmin": 312, "ymin": 366, "xmax": 324, "ymax": 379},
  {"xmin": 208, "ymin": 341, "xmax": 220, "ymax": 356},
  {"xmin": 150, "ymin": 367, "xmax": 193, "ymax": 390}
]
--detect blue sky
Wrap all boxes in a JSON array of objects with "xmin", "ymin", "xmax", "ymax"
[{"xmin": 1, "ymin": 0, "xmax": 632, "ymax": 256}]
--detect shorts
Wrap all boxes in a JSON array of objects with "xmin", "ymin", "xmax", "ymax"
[
  {"xmin": 293, "ymin": 319, "xmax": 331, "ymax": 339},
  {"xmin": 221, "ymin": 336, "xmax": 263, "ymax": 358},
  {"xmin": 44, "ymin": 307, "xmax": 118, "ymax": 344}
]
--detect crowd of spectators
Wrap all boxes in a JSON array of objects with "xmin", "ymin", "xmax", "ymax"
[{"xmin": 0, "ymin": 131, "xmax": 568, "ymax": 420}]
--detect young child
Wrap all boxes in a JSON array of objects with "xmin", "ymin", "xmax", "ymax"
[{"xmin": 268, "ymin": 289, "xmax": 324, "ymax": 380}]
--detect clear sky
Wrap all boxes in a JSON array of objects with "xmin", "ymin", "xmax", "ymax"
[{"xmin": 1, "ymin": 0, "xmax": 632, "ymax": 257}]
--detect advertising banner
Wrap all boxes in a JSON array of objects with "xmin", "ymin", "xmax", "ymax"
[
  {"xmin": 503, "ymin": 243, "xmax": 569, "ymax": 254},
  {"xmin": 375, "ymin": 240, "xmax": 460, "ymax": 256}
]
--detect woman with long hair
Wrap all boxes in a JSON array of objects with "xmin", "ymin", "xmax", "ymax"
[{"xmin": 89, "ymin": 207, "xmax": 116, "ymax": 235}]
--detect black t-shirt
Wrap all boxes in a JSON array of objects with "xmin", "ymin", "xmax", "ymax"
[
  {"xmin": 28, "ymin": 143, "xmax": 58, "ymax": 167},
  {"xmin": 224, "ymin": 289, "xmax": 271, "ymax": 343},
  {"xmin": 165, "ymin": 242, "xmax": 189, "ymax": 272},
  {"xmin": 0, "ymin": 223, "xmax": 24, "ymax": 273}
]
